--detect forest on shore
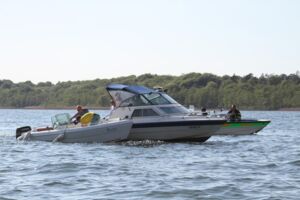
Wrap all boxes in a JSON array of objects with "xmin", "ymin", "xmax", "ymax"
[{"xmin": 0, "ymin": 72, "xmax": 299, "ymax": 110}]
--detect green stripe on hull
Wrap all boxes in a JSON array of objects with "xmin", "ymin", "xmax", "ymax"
[{"xmin": 223, "ymin": 121, "xmax": 270, "ymax": 128}]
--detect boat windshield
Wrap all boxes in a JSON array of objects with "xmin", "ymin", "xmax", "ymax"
[
  {"xmin": 143, "ymin": 93, "xmax": 178, "ymax": 105},
  {"xmin": 119, "ymin": 94, "xmax": 151, "ymax": 107},
  {"xmin": 119, "ymin": 92, "xmax": 179, "ymax": 107},
  {"xmin": 51, "ymin": 113, "xmax": 71, "ymax": 128}
]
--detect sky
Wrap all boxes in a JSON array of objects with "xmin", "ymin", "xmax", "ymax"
[{"xmin": 0, "ymin": 0, "xmax": 299, "ymax": 83}]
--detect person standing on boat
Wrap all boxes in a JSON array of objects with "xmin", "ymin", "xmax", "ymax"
[
  {"xmin": 71, "ymin": 105, "xmax": 89, "ymax": 124},
  {"xmin": 227, "ymin": 104, "xmax": 241, "ymax": 121},
  {"xmin": 201, "ymin": 107, "xmax": 208, "ymax": 116},
  {"xmin": 110, "ymin": 99, "xmax": 116, "ymax": 110}
]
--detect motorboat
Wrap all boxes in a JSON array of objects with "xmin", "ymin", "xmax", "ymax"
[
  {"xmin": 16, "ymin": 113, "xmax": 132, "ymax": 143},
  {"xmin": 106, "ymin": 84, "xmax": 226, "ymax": 142}
]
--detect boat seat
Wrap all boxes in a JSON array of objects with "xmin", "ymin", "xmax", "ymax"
[
  {"xmin": 80, "ymin": 112, "xmax": 101, "ymax": 126},
  {"xmin": 90, "ymin": 113, "xmax": 100, "ymax": 125}
]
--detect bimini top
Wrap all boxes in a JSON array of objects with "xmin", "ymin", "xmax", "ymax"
[
  {"xmin": 106, "ymin": 83, "xmax": 156, "ymax": 94},
  {"xmin": 106, "ymin": 83, "xmax": 181, "ymax": 108}
]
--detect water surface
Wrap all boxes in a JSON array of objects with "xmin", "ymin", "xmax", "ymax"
[{"xmin": 0, "ymin": 110, "xmax": 299, "ymax": 199}]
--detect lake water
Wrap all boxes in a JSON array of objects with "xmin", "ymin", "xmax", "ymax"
[{"xmin": 0, "ymin": 109, "xmax": 299, "ymax": 200}]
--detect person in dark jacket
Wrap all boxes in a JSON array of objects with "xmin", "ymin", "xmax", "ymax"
[
  {"xmin": 201, "ymin": 107, "xmax": 208, "ymax": 116},
  {"xmin": 227, "ymin": 104, "xmax": 241, "ymax": 121},
  {"xmin": 71, "ymin": 105, "xmax": 89, "ymax": 124}
]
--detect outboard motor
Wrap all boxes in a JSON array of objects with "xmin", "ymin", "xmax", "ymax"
[{"xmin": 16, "ymin": 126, "xmax": 31, "ymax": 139}]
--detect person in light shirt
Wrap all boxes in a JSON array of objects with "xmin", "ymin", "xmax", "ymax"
[{"xmin": 110, "ymin": 99, "xmax": 116, "ymax": 110}]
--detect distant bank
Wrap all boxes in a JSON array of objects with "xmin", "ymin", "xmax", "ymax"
[
  {"xmin": 0, "ymin": 72, "xmax": 299, "ymax": 110},
  {"xmin": 0, "ymin": 106, "xmax": 299, "ymax": 111},
  {"xmin": 278, "ymin": 107, "xmax": 300, "ymax": 111},
  {"xmin": 0, "ymin": 106, "xmax": 110, "ymax": 110}
]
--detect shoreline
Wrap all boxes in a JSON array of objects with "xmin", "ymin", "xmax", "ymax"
[
  {"xmin": 277, "ymin": 108, "xmax": 300, "ymax": 111},
  {"xmin": 0, "ymin": 106, "xmax": 299, "ymax": 111},
  {"xmin": 0, "ymin": 106, "xmax": 111, "ymax": 110}
]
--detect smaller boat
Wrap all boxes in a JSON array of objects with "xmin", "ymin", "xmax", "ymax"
[{"xmin": 16, "ymin": 113, "xmax": 132, "ymax": 143}]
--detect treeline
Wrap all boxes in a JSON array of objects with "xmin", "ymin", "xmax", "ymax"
[{"xmin": 0, "ymin": 72, "xmax": 299, "ymax": 110}]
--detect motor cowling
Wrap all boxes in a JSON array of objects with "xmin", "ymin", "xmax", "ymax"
[{"xmin": 16, "ymin": 126, "xmax": 31, "ymax": 139}]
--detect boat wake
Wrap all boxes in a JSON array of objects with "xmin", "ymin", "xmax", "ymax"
[{"xmin": 121, "ymin": 140, "xmax": 165, "ymax": 147}]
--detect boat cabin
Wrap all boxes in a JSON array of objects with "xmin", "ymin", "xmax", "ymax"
[{"xmin": 106, "ymin": 84, "xmax": 190, "ymax": 120}]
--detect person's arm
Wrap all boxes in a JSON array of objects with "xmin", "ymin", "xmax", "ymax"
[{"xmin": 71, "ymin": 112, "xmax": 79, "ymax": 120}]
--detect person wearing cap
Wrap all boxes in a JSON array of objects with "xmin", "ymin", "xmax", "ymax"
[
  {"xmin": 227, "ymin": 104, "xmax": 241, "ymax": 121},
  {"xmin": 71, "ymin": 105, "xmax": 89, "ymax": 124}
]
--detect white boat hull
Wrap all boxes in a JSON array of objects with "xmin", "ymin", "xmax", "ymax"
[{"xmin": 18, "ymin": 120, "xmax": 132, "ymax": 143}]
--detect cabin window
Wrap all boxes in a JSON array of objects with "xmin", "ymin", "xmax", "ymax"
[
  {"xmin": 131, "ymin": 109, "xmax": 159, "ymax": 118},
  {"xmin": 159, "ymin": 106, "xmax": 189, "ymax": 114}
]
